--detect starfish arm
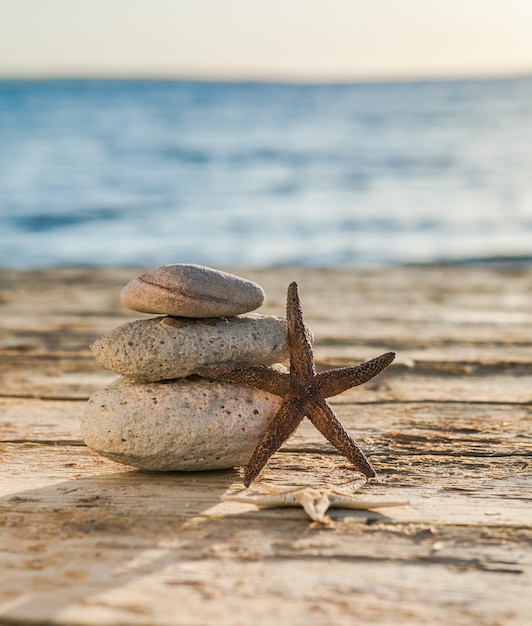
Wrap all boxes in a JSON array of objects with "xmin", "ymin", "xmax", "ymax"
[
  {"xmin": 286, "ymin": 282, "xmax": 316, "ymax": 379},
  {"xmin": 295, "ymin": 490, "xmax": 331, "ymax": 522},
  {"xmin": 244, "ymin": 398, "xmax": 305, "ymax": 486},
  {"xmin": 312, "ymin": 492, "xmax": 333, "ymax": 522},
  {"xmin": 195, "ymin": 363, "xmax": 290, "ymax": 396},
  {"xmin": 331, "ymin": 479, "xmax": 366, "ymax": 496},
  {"xmin": 306, "ymin": 398, "xmax": 377, "ymax": 478},
  {"xmin": 315, "ymin": 351, "xmax": 395, "ymax": 398},
  {"xmin": 222, "ymin": 491, "xmax": 302, "ymax": 508},
  {"xmin": 328, "ymin": 496, "xmax": 409, "ymax": 510}
]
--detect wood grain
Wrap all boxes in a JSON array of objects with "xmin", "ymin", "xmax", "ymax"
[{"xmin": 1, "ymin": 265, "xmax": 531, "ymax": 625}]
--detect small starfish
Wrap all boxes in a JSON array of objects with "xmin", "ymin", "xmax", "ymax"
[
  {"xmin": 223, "ymin": 481, "xmax": 408, "ymax": 523},
  {"xmin": 197, "ymin": 282, "xmax": 395, "ymax": 486}
]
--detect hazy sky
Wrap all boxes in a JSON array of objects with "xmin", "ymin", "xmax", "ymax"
[{"xmin": 1, "ymin": 0, "xmax": 532, "ymax": 80}]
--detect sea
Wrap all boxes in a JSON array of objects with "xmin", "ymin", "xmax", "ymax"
[{"xmin": 1, "ymin": 76, "xmax": 532, "ymax": 268}]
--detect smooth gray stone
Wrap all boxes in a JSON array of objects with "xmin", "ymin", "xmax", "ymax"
[
  {"xmin": 90, "ymin": 314, "xmax": 294, "ymax": 382},
  {"xmin": 120, "ymin": 264, "xmax": 265, "ymax": 317},
  {"xmin": 81, "ymin": 376, "xmax": 283, "ymax": 471}
]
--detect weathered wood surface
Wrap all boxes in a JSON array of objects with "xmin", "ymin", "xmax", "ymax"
[{"xmin": 0, "ymin": 265, "xmax": 531, "ymax": 625}]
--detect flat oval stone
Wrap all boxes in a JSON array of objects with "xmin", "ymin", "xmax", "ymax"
[
  {"xmin": 81, "ymin": 376, "xmax": 283, "ymax": 471},
  {"xmin": 90, "ymin": 314, "xmax": 294, "ymax": 382},
  {"xmin": 120, "ymin": 264, "xmax": 265, "ymax": 317}
]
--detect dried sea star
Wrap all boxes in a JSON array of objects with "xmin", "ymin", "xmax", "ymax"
[
  {"xmin": 223, "ymin": 481, "xmax": 407, "ymax": 523},
  {"xmin": 197, "ymin": 282, "xmax": 395, "ymax": 486}
]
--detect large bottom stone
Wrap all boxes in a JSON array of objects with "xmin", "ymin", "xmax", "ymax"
[{"xmin": 81, "ymin": 376, "xmax": 283, "ymax": 471}]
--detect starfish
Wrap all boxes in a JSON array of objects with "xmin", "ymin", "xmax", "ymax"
[
  {"xmin": 222, "ymin": 480, "xmax": 408, "ymax": 524},
  {"xmin": 197, "ymin": 282, "xmax": 395, "ymax": 486}
]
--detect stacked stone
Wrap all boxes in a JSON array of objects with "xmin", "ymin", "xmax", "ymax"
[{"xmin": 81, "ymin": 264, "xmax": 291, "ymax": 471}]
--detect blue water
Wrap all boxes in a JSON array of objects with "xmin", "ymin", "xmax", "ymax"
[{"xmin": 1, "ymin": 77, "xmax": 532, "ymax": 268}]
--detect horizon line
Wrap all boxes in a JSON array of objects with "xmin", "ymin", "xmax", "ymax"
[{"xmin": 1, "ymin": 68, "xmax": 532, "ymax": 86}]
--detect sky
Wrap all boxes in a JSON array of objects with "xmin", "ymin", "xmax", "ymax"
[{"xmin": 1, "ymin": 0, "xmax": 532, "ymax": 81}]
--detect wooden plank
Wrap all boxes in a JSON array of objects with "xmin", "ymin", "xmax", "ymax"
[
  {"xmin": 0, "ymin": 457, "xmax": 530, "ymax": 625},
  {"xmin": 3, "ymin": 365, "xmax": 532, "ymax": 403},
  {"xmin": 1, "ymin": 399, "xmax": 530, "ymax": 526},
  {"xmin": 1, "ymin": 266, "xmax": 532, "ymax": 625}
]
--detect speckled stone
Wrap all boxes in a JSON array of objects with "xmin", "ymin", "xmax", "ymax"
[
  {"xmin": 81, "ymin": 375, "xmax": 284, "ymax": 471},
  {"xmin": 120, "ymin": 264, "xmax": 265, "ymax": 317},
  {"xmin": 90, "ymin": 314, "xmax": 294, "ymax": 383}
]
